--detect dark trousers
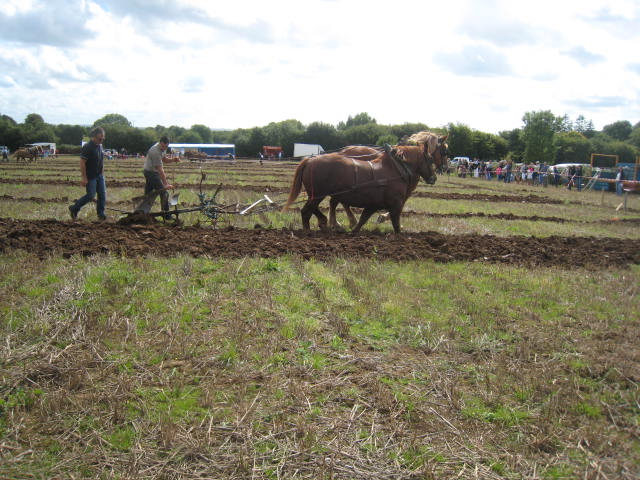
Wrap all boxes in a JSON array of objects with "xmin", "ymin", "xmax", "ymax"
[{"xmin": 143, "ymin": 170, "xmax": 169, "ymax": 212}]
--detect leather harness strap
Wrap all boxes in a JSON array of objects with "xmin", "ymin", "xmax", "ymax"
[{"xmin": 385, "ymin": 144, "xmax": 412, "ymax": 183}]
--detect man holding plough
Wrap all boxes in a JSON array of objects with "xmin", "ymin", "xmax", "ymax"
[{"xmin": 142, "ymin": 136, "xmax": 180, "ymax": 217}]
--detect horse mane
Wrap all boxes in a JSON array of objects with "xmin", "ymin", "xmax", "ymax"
[{"xmin": 405, "ymin": 131, "xmax": 441, "ymax": 155}]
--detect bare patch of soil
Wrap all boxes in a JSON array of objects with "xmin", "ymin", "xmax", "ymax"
[{"xmin": 1, "ymin": 218, "xmax": 638, "ymax": 268}]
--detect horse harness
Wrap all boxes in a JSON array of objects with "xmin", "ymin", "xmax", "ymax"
[{"xmin": 349, "ymin": 144, "xmax": 433, "ymax": 190}]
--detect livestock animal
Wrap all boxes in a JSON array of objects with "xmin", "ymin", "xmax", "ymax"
[
  {"xmin": 329, "ymin": 133, "xmax": 449, "ymax": 229},
  {"xmin": 282, "ymin": 144, "xmax": 437, "ymax": 233},
  {"xmin": 13, "ymin": 146, "xmax": 42, "ymax": 162}
]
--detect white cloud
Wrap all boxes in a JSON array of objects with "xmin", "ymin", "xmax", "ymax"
[{"xmin": 0, "ymin": 0, "xmax": 638, "ymax": 133}]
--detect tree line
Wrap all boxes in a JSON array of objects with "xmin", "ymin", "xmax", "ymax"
[{"xmin": 1, "ymin": 111, "xmax": 638, "ymax": 164}]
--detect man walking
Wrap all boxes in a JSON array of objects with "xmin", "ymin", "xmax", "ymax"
[
  {"xmin": 69, "ymin": 127, "xmax": 107, "ymax": 220},
  {"xmin": 143, "ymin": 136, "xmax": 180, "ymax": 216}
]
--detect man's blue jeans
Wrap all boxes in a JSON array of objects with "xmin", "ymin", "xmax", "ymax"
[{"xmin": 71, "ymin": 175, "xmax": 106, "ymax": 217}]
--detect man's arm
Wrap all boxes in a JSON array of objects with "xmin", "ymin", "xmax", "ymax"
[
  {"xmin": 155, "ymin": 164, "xmax": 173, "ymax": 189},
  {"xmin": 79, "ymin": 157, "xmax": 88, "ymax": 186}
]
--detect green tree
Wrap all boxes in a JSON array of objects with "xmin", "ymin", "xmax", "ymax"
[
  {"xmin": 390, "ymin": 122, "xmax": 431, "ymax": 141},
  {"xmin": 24, "ymin": 113, "xmax": 45, "ymax": 128},
  {"xmin": 262, "ymin": 120, "xmax": 305, "ymax": 156},
  {"xmin": 165, "ymin": 125, "xmax": 186, "ymax": 141},
  {"xmin": 55, "ymin": 124, "xmax": 86, "ymax": 145},
  {"xmin": 211, "ymin": 129, "xmax": 233, "ymax": 144},
  {"xmin": 21, "ymin": 113, "xmax": 56, "ymax": 144},
  {"xmin": 125, "ymin": 128, "xmax": 157, "ymax": 155},
  {"xmin": 376, "ymin": 134, "xmax": 399, "ymax": 146},
  {"xmin": 499, "ymin": 128, "xmax": 525, "ymax": 162},
  {"xmin": 230, "ymin": 128, "xmax": 253, "ymax": 156},
  {"xmin": 342, "ymin": 123, "xmax": 386, "ymax": 146},
  {"xmin": 522, "ymin": 110, "xmax": 562, "ymax": 164},
  {"xmin": 0, "ymin": 114, "xmax": 17, "ymax": 126},
  {"xmin": 190, "ymin": 124, "xmax": 212, "ymax": 143},
  {"xmin": 93, "ymin": 113, "xmax": 132, "ymax": 128},
  {"xmin": 102, "ymin": 125, "xmax": 130, "ymax": 152},
  {"xmin": 590, "ymin": 133, "xmax": 638, "ymax": 163},
  {"xmin": 554, "ymin": 131, "xmax": 591, "ymax": 164},
  {"xmin": 248, "ymin": 127, "xmax": 267, "ymax": 156},
  {"xmin": 573, "ymin": 115, "xmax": 592, "ymax": 135},
  {"xmin": 629, "ymin": 123, "xmax": 640, "ymax": 149},
  {"xmin": 447, "ymin": 123, "xmax": 474, "ymax": 157},
  {"xmin": 602, "ymin": 120, "xmax": 632, "ymax": 141},
  {"xmin": 0, "ymin": 114, "xmax": 23, "ymax": 150},
  {"xmin": 303, "ymin": 122, "xmax": 342, "ymax": 151},
  {"xmin": 0, "ymin": 125, "xmax": 24, "ymax": 151},
  {"xmin": 338, "ymin": 112, "xmax": 376, "ymax": 130},
  {"xmin": 177, "ymin": 131, "xmax": 203, "ymax": 144}
]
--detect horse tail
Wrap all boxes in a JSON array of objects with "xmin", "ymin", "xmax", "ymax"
[{"xmin": 282, "ymin": 157, "xmax": 308, "ymax": 212}]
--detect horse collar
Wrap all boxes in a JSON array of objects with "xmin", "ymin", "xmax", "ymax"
[{"xmin": 384, "ymin": 144, "xmax": 412, "ymax": 183}]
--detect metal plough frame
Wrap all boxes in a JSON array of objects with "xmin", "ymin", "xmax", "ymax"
[{"xmin": 109, "ymin": 172, "xmax": 279, "ymax": 224}]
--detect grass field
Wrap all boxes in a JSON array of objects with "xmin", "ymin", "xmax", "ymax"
[{"xmin": 1, "ymin": 156, "xmax": 639, "ymax": 479}]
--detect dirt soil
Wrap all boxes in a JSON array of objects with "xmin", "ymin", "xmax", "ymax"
[{"xmin": 1, "ymin": 218, "xmax": 639, "ymax": 268}]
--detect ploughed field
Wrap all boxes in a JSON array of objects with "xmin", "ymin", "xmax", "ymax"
[
  {"xmin": 1, "ymin": 156, "xmax": 639, "ymax": 480},
  {"xmin": 0, "ymin": 156, "xmax": 639, "ymax": 266},
  {"xmin": 2, "ymin": 218, "xmax": 639, "ymax": 268}
]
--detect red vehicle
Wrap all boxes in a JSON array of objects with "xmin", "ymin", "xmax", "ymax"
[{"xmin": 262, "ymin": 146, "xmax": 282, "ymax": 159}]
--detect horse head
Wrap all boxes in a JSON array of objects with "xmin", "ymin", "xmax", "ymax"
[
  {"xmin": 418, "ymin": 144, "xmax": 438, "ymax": 185},
  {"xmin": 433, "ymin": 135, "xmax": 448, "ymax": 173},
  {"xmin": 395, "ymin": 145, "xmax": 437, "ymax": 185},
  {"xmin": 404, "ymin": 131, "xmax": 448, "ymax": 176}
]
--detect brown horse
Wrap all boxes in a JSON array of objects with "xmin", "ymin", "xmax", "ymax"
[
  {"xmin": 14, "ymin": 146, "xmax": 41, "ymax": 162},
  {"xmin": 282, "ymin": 144, "xmax": 437, "ymax": 233},
  {"xmin": 329, "ymin": 133, "xmax": 448, "ymax": 229}
]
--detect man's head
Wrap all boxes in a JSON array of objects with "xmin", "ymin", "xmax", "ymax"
[
  {"xmin": 160, "ymin": 136, "xmax": 170, "ymax": 151},
  {"xmin": 90, "ymin": 127, "xmax": 105, "ymax": 144}
]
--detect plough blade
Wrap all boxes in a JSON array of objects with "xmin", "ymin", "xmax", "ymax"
[{"xmin": 132, "ymin": 188, "xmax": 168, "ymax": 214}]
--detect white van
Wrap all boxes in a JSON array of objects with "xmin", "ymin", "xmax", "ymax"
[{"xmin": 450, "ymin": 156, "xmax": 469, "ymax": 167}]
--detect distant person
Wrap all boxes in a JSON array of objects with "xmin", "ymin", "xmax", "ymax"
[
  {"xmin": 143, "ymin": 136, "xmax": 180, "ymax": 216},
  {"xmin": 2, "ymin": 149, "xmax": 8, "ymax": 161},
  {"xmin": 69, "ymin": 127, "xmax": 107, "ymax": 220},
  {"xmin": 504, "ymin": 162, "xmax": 512, "ymax": 183},
  {"xmin": 566, "ymin": 165, "xmax": 576, "ymax": 190},
  {"xmin": 575, "ymin": 165, "xmax": 583, "ymax": 191},
  {"xmin": 615, "ymin": 167, "xmax": 625, "ymax": 195}
]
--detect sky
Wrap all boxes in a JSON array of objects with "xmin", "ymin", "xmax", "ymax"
[{"xmin": 0, "ymin": 0, "xmax": 638, "ymax": 134}]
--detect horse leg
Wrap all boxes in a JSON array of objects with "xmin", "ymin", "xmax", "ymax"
[
  {"xmin": 312, "ymin": 202, "xmax": 328, "ymax": 230},
  {"xmin": 300, "ymin": 201, "xmax": 315, "ymax": 230},
  {"xmin": 344, "ymin": 204, "xmax": 358, "ymax": 229},
  {"xmin": 351, "ymin": 207, "xmax": 377, "ymax": 233},
  {"xmin": 329, "ymin": 197, "xmax": 340, "ymax": 230},
  {"xmin": 301, "ymin": 197, "xmax": 328, "ymax": 230},
  {"xmin": 389, "ymin": 209, "xmax": 402, "ymax": 233}
]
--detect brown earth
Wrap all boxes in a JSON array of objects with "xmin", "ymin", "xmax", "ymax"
[
  {"xmin": 0, "ymin": 183, "xmax": 566, "ymax": 203},
  {"xmin": 1, "ymin": 217, "xmax": 638, "ymax": 268}
]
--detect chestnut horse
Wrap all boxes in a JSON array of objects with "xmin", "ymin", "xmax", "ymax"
[
  {"xmin": 329, "ymin": 133, "xmax": 448, "ymax": 229},
  {"xmin": 282, "ymin": 144, "xmax": 437, "ymax": 233},
  {"xmin": 14, "ymin": 145, "xmax": 42, "ymax": 162}
]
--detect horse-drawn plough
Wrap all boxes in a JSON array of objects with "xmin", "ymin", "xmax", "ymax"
[{"xmin": 109, "ymin": 172, "xmax": 278, "ymax": 225}]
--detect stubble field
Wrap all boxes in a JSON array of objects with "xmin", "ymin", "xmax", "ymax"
[{"xmin": 1, "ymin": 156, "xmax": 639, "ymax": 479}]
